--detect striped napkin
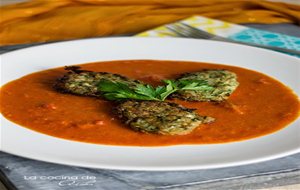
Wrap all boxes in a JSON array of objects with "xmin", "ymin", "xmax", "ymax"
[{"xmin": 136, "ymin": 16, "xmax": 300, "ymax": 56}]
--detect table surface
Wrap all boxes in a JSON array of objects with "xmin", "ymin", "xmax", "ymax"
[{"xmin": 0, "ymin": 23, "xmax": 300, "ymax": 190}]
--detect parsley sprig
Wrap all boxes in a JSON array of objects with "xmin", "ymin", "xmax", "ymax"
[{"xmin": 98, "ymin": 79, "xmax": 213, "ymax": 101}]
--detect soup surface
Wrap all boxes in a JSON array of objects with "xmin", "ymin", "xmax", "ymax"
[{"xmin": 0, "ymin": 60, "xmax": 299, "ymax": 146}]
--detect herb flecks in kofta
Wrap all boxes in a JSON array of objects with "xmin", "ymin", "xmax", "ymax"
[
  {"xmin": 54, "ymin": 66, "xmax": 144, "ymax": 97},
  {"xmin": 116, "ymin": 100, "xmax": 214, "ymax": 135},
  {"xmin": 172, "ymin": 69, "xmax": 239, "ymax": 101}
]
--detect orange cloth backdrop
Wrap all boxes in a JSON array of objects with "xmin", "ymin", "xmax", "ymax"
[{"xmin": 1, "ymin": 0, "xmax": 300, "ymax": 46}]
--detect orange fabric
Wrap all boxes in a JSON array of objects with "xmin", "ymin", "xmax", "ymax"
[{"xmin": 1, "ymin": 0, "xmax": 300, "ymax": 45}]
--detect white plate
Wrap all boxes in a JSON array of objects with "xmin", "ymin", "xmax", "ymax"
[{"xmin": 1, "ymin": 37, "xmax": 299, "ymax": 171}]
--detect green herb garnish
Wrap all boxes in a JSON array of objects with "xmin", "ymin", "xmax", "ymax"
[{"xmin": 98, "ymin": 79, "xmax": 213, "ymax": 101}]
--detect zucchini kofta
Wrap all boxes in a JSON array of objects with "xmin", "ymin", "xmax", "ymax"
[
  {"xmin": 172, "ymin": 69, "xmax": 239, "ymax": 101},
  {"xmin": 116, "ymin": 100, "xmax": 214, "ymax": 135},
  {"xmin": 54, "ymin": 66, "xmax": 144, "ymax": 97}
]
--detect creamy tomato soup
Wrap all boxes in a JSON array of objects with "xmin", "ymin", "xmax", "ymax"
[{"xmin": 1, "ymin": 60, "xmax": 299, "ymax": 146}]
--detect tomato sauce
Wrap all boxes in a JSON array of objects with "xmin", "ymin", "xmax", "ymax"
[{"xmin": 1, "ymin": 60, "xmax": 299, "ymax": 146}]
